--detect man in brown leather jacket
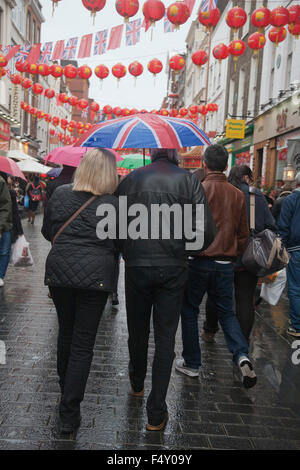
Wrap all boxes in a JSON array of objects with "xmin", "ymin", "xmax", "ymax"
[{"xmin": 176, "ymin": 145, "xmax": 257, "ymax": 389}]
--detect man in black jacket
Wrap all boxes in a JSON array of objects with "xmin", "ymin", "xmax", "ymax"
[{"xmin": 116, "ymin": 149, "xmax": 216, "ymax": 431}]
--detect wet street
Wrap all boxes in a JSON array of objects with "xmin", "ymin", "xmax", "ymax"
[{"xmin": 0, "ymin": 215, "xmax": 299, "ymax": 451}]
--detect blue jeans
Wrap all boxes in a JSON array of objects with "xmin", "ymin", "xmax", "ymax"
[
  {"xmin": 181, "ymin": 258, "xmax": 249, "ymax": 367},
  {"xmin": 0, "ymin": 231, "xmax": 11, "ymax": 279},
  {"xmin": 287, "ymin": 251, "xmax": 300, "ymax": 332}
]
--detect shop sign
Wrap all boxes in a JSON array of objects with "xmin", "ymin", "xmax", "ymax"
[
  {"xmin": 226, "ymin": 119, "xmax": 246, "ymax": 139},
  {"xmin": 232, "ymin": 135, "xmax": 253, "ymax": 152}
]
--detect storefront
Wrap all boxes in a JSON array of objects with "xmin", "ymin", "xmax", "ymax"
[
  {"xmin": 253, "ymin": 94, "xmax": 300, "ymax": 188},
  {"xmin": 216, "ymin": 124, "xmax": 254, "ymax": 173},
  {"xmin": 0, "ymin": 119, "xmax": 11, "ymax": 151}
]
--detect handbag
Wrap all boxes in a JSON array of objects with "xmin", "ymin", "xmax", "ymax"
[
  {"xmin": 242, "ymin": 193, "xmax": 289, "ymax": 277},
  {"xmin": 52, "ymin": 196, "xmax": 96, "ymax": 245}
]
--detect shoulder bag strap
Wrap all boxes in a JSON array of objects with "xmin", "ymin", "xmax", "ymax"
[
  {"xmin": 52, "ymin": 195, "xmax": 96, "ymax": 246},
  {"xmin": 250, "ymin": 193, "xmax": 256, "ymax": 232}
]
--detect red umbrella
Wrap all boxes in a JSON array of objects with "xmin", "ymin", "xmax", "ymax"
[
  {"xmin": 44, "ymin": 145, "xmax": 123, "ymax": 167},
  {"xmin": 0, "ymin": 156, "xmax": 26, "ymax": 180}
]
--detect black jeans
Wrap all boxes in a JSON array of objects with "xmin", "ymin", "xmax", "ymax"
[
  {"xmin": 125, "ymin": 266, "xmax": 188, "ymax": 426},
  {"xmin": 204, "ymin": 270, "xmax": 258, "ymax": 342},
  {"xmin": 49, "ymin": 286, "xmax": 108, "ymax": 424}
]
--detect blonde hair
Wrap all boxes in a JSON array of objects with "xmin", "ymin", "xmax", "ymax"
[{"xmin": 73, "ymin": 149, "xmax": 118, "ymax": 196}]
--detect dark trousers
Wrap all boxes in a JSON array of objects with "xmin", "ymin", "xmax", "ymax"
[
  {"xmin": 204, "ymin": 270, "xmax": 258, "ymax": 342},
  {"xmin": 125, "ymin": 266, "xmax": 188, "ymax": 425},
  {"xmin": 49, "ymin": 286, "xmax": 108, "ymax": 424}
]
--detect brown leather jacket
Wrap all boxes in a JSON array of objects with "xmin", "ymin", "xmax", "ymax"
[{"xmin": 198, "ymin": 172, "xmax": 249, "ymax": 261}]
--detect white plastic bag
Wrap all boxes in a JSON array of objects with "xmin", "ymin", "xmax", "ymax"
[
  {"xmin": 10, "ymin": 235, "xmax": 34, "ymax": 267},
  {"xmin": 261, "ymin": 269, "xmax": 287, "ymax": 306}
]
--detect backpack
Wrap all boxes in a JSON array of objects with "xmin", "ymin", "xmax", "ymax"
[{"xmin": 29, "ymin": 184, "xmax": 42, "ymax": 202}]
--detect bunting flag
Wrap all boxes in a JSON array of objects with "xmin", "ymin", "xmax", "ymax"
[
  {"xmin": 2, "ymin": 45, "xmax": 21, "ymax": 62},
  {"xmin": 78, "ymin": 34, "xmax": 93, "ymax": 59},
  {"xmin": 94, "ymin": 30, "xmax": 108, "ymax": 56},
  {"xmin": 200, "ymin": 0, "xmax": 217, "ymax": 12},
  {"xmin": 185, "ymin": 0, "xmax": 196, "ymax": 13},
  {"xmin": 142, "ymin": 17, "xmax": 151, "ymax": 33},
  {"xmin": 39, "ymin": 42, "xmax": 53, "ymax": 64},
  {"xmin": 107, "ymin": 25, "xmax": 124, "ymax": 50},
  {"xmin": 164, "ymin": 13, "xmax": 175, "ymax": 33},
  {"xmin": 51, "ymin": 40, "xmax": 65, "ymax": 60},
  {"xmin": 126, "ymin": 19, "xmax": 142, "ymax": 46},
  {"xmin": 62, "ymin": 37, "xmax": 78, "ymax": 61},
  {"xmin": 14, "ymin": 43, "xmax": 31, "ymax": 64},
  {"xmin": 26, "ymin": 43, "xmax": 41, "ymax": 65}
]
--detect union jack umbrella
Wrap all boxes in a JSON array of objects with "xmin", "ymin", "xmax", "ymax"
[
  {"xmin": 75, "ymin": 113, "xmax": 211, "ymax": 149},
  {"xmin": 39, "ymin": 42, "xmax": 53, "ymax": 64},
  {"xmin": 94, "ymin": 30, "xmax": 108, "ymax": 56},
  {"xmin": 62, "ymin": 37, "xmax": 78, "ymax": 61},
  {"xmin": 126, "ymin": 19, "xmax": 142, "ymax": 46},
  {"xmin": 200, "ymin": 0, "xmax": 218, "ymax": 12}
]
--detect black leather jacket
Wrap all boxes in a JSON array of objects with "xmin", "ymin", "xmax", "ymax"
[{"xmin": 116, "ymin": 158, "xmax": 216, "ymax": 267}]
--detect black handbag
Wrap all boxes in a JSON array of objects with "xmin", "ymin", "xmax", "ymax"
[{"xmin": 242, "ymin": 193, "xmax": 289, "ymax": 277}]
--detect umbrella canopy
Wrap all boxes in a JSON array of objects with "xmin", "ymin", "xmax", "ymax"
[
  {"xmin": 0, "ymin": 156, "xmax": 26, "ymax": 180},
  {"xmin": 7, "ymin": 150, "xmax": 38, "ymax": 162},
  {"xmin": 75, "ymin": 113, "xmax": 211, "ymax": 149},
  {"xmin": 117, "ymin": 154, "xmax": 151, "ymax": 170},
  {"xmin": 47, "ymin": 167, "xmax": 63, "ymax": 178},
  {"xmin": 17, "ymin": 160, "xmax": 51, "ymax": 174},
  {"xmin": 44, "ymin": 145, "xmax": 123, "ymax": 167}
]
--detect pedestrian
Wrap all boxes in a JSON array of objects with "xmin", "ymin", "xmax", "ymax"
[
  {"xmin": 26, "ymin": 175, "xmax": 42, "ymax": 225},
  {"xmin": 176, "ymin": 146, "xmax": 257, "ymax": 389},
  {"xmin": 272, "ymin": 184, "xmax": 293, "ymax": 224},
  {"xmin": 278, "ymin": 172, "xmax": 300, "ymax": 338},
  {"xmin": 202, "ymin": 165, "xmax": 277, "ymax": 343},
  {"xmin": 45, "ymin": 164, "xmax": 76, "ymax": 205},
  {"xmin": 116, "ymin": 148, "xmax": 216, "ymax": 432},
  {"xmin": 0, "ymin": 173, "xmax": 12, "ymax": 287},
  {"xmin": 41, "ymin": 149, "xmax": 119, "ymax": 433}
]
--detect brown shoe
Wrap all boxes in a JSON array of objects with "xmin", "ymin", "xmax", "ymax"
[
  {"xmin": 202, "ymin": 331, "xmax": 216, "ymax": 343},
  {"xmin": 146, "ymin": 416, "xmax": 168, "ymax": 432},
  {"xmin": 131, "ymin": 388, "xmax": 144, "ymax": 397}
]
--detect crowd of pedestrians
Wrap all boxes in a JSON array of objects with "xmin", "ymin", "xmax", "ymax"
[{"xmin": 0, "ymin": 145, "xmax": 299, "ymax": 436}]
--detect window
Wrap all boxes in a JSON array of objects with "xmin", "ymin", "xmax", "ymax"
[{"xmin": 11, "ymin": 0, "xmax": 25, "ymax": 37}]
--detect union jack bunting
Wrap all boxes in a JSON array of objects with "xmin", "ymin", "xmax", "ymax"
[
  {"xmin": 94, "ymin": 30, "xmax": 108, "ymax": 56},
  {"xmin": 14, "ymin": 43, "xmax": 31, "ymax": 63},
  {"xmin": 62, "ymin": 37, "xmax": 78, "ymax": 61},
  {"xmin": 163, "ymin": 13, "xmax": 175, "ymax": 33},
  {"xmin": 39, "ymin": 42, "xmax": 53, "ymax": 64},
  {"xmin": 200, "ymin": 0, "xmax": 218, "ymax": 12},
  {"xmin": 126, "ymin": 19, "xmax": 142, "ymax": 46}
]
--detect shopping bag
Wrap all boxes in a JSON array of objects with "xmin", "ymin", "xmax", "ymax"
[
  {"xmin": 260, "ymin": 269, "xmax": 287, "ymax": 306},
  {"xmin": 10, "ymin": 235, "xmax": 34, "ymax": 267},
  {"xmin": 24, "ymin": 195, "xmax": 29, "ymax": 209}
]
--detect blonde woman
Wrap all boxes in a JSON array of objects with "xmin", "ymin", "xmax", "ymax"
[{"xmin": 42, "ymin": 149, "xmax": 119, "ymax": 433}]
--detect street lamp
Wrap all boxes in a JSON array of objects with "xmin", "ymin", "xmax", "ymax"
[{"xmin": 283, "ymin": 163, "xmax": 296, "ymax": 182}]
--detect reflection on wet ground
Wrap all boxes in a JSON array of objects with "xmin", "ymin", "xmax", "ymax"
[{"xmin": 0, "ymin": 216, "xmax": 299, "ymax": 450}]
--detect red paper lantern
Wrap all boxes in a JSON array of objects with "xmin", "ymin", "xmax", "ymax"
[
  {"xmin": 58, "ymin": 93, "xmax": 69, "ymax": 104},
  {"xmin": 16, "ymin": 61, "xmax": 27, "ymax": 74},
  {"xmin": 112, "ymin": 63, "xmax": 127, "ymax": 82},
  {"xmin": 167, "ymin": 1, "xmax": 190, "ymax": 29},
  {"xmin": 32, "ymin": 83, "xmax": 44, "ymax": 95},
  {"xmin": 52, "ymin": 116, "xmax": 60, "ymax": 127},
  {"xmin": 90, "ymin": 101, "xmax": 100, "ymax": 113},
  {"xmin": 121, "ymin": 108, "xmax": 131, "ymax": 116},
  {"xmin": 0, "ymin": 55, "xmax": 8, "ymax": 67},
  {"xmin": 288, "ymin": 5, "xmax": 300, "ymax": 26},
  {"xmin": 270, "ymin": 7, "xmax": 289, "ymax": 29},
  {"xmin": 85, "ymin": 123, "xmax": 92, "ymax": 130},
  {"xmin": 179, "ymin": 107, "xmax": 188, "ymax": 117},
  {"xmin": 0, "ymin": 68, "xmax": 7, "ymax": 79},
  {"xmin": 198, "ymin": 105, "xmax": 208, "ymax": 116},
  {"xmin": 45, "ymin": 88, "xmax": 55, "ymax": 99},
  {"xmin": 115, "ymin": 0, "xmax": 139, "ymax": 22},
  {"xmin": 213, "ymin": 43, "xmax": 229, "ymax": 62},
  {"xmin": 248, "ymin": 32, "xmax": 266, "ymax": 55},
  {"xmin": 170, "ymin": 108, "xmax": 178, "ymax": 117},
  {"xmin": 68, "ymin": 96, "xmax": 78, "ymax": 107},
  {"xmin": 228, "ymin": 39, "xmax": 246, "ymax": 61},
  {"xmin": 69, "ymin": 120, "xmax": 76, "ymax": 128},
  {"xmin": 226, "ymin": 7, "xmax": 247, "ymax": 32},
  {"xmin": 289, "ymin": 23, "xmax": 300, "ymax": 39},
  {"xmin": 36, "ymin": 110, "xmax": 45, "ymax": 120},
  {"xmin": 37, "ymin": 64, "xmax": 50, "ymax": 76},
  {"xmin": 269, "ymin": 26, "xmax": 287, "ymax": 45},
  {"xmin": 129, "ymin": 61, "xmax": 143, "ymax": 84},
  {"xmin": 160, "ymin": 109, "xmax": 169, "ymax": 116},
  {"xmin": 130, "ymin": 108, "xmax": 138, "ymax": 115},
  {"xmin": 10, "ymin": 73, "xmax": 23, "ymax": 85},
  {"xmin": 143, "ymin": 0, "xmax": 165, "ymax": 25},
  {"xmin": 103, "ymin": 105, "xmax": 112, "ymax": 114},
  {"xmin": 189, "ymin": 105, "xmax": 198, "ymax": 115},
  {"xmin": 50, "ymin": 64, "xmax": 64, "ymax": 79},
  {"xmin": 21, "ymin": 78, "xmax": 32, "ymax": 89},
  {"xmin": 169, "ymin": 54, "xmax": 185, "ymax": 73},
  {"xmin": 78, "ymin": 65, "xmax": 92, "ymax": 79},
  {"xmin": 192, "ymin": 50, "xmax": 208, "ymax": 68},
  {"xmin": 113, "ymin": 106, "xmax": 122, "ymax": 116},
  {"xmin": 44, "ymin": 114, "xmax": 52, "ymax": 123},
  {"xmin": 64, "ymin": 64, "xmax": 78, "ymax": 79},
  {"xmin": 140, "ymin": 109, "xmax": 147, "ymax": 114},
  {"xmin": 148, "ymin": 58, "xmax": 163, "ymax": 77},
  {"xmin": 20, "ymin": 101, "xmax": 28, "ymax": 111},
  {"xmin": 95, "ymin": 64, "xmax": 109, "ymax": 85},
  {"xmin": 251, "ymin": 7, "xmax": 271, "ymax": 31},
  {"xmin": 61, "ymin": 119, "xmax": 69, "ymax": 130},
  {"xmin": 77, "ymin": 121, "xmax": 84, "ymax": 129},
  {"xmin": 30, "ymin": 107, "xmax": 37, "ymax": 116},
  {"xmin": 28, "ymin": 63, "xmax": 39, "ymax": 76},
  {"xmin": 50, "ymin": 129, "xmax": 56, "ymax": 136},
  {"xmin": 77, "ymin": 99, "xmax": 89, "ymax": 110},
  {"xmin": 82, "ymin": 0, "xmax": 106, "ymax": 23},
  {"xmin": 198, "ymin": 7, "xmax": 220, "ymax": 30}
]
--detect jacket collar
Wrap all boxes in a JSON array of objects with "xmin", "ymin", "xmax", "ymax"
[{"xmin": 204, "ymin": 172, "xmax": 227, "ymax": 182}]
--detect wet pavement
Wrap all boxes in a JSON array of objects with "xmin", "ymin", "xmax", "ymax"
[{"xmin": 0, "ymin": 215, "xmax": 299, "ymax": 450}]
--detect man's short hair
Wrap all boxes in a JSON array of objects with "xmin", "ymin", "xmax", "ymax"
[
  {"xmin": 203, "ymin": 145, "xmax": 229, "ymax": 172},
  {"xmin": 295, "ymin": 172, "xmax": 300, "ymax": 186}
]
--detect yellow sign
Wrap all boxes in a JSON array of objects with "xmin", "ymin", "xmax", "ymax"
[{"xmin": 226, "ymin": 119, "xmax": 246, "ymax": 139}]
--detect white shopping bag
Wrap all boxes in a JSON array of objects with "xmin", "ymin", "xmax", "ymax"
[
  {"xmin": 10, "ymin": 235, "xmax": 34, "ymax": 267},
  {"xmin": 261, "ymin": 269, "xmax": 287, "ymax": 306}
]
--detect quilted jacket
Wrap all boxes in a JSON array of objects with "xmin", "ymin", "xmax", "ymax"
[{"xmin": 42, "ymin": 184, "xmax": 119, "ymax": 292}]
